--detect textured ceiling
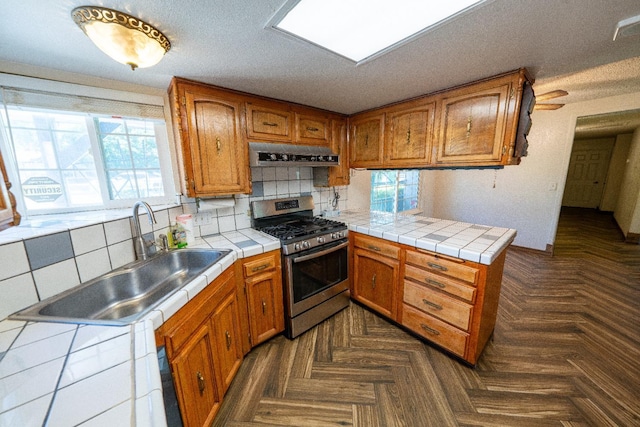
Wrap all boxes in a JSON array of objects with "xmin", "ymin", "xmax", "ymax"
[{"xmin": 1, "ymin": 0, "xmax": 639, "ymax": 115}]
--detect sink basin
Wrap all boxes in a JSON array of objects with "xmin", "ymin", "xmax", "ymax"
[{"xmin": 10, "ymin": 248, "xmax": 232, "ymax": 326}]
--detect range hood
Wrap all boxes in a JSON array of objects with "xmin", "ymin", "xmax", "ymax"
[{"xmin": 248, "ymin": 142, "xmax": 339, "ymax": 167}]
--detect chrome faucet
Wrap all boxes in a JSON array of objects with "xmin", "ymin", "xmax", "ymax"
[{"xmin": 132, "ymin": 201, "xmax": 157, "ymax": 260}]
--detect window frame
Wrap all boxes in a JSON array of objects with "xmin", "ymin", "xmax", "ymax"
[
  {"xmin": 370, "ymin": 169, "xmax": 420, "ymax": 214},
  {"xmin": 0, "ymin": 75, "xmax": 177, "ymax": 217}
]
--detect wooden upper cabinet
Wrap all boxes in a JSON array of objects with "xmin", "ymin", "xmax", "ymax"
[
  {"xmin": 435, "ymin": 70, "xmax": 528, "ymax": 166},
  {"xmin": 329, "ymin": 117, "xmax": 350, "ymax": 185},
  {"xmin": 295, "ymin": 111, "xmax": 330, "ymax": 146},
  {"xmin": 349, "ymin": 112, "xmax": 385, "ymax": 168},
  {"xmin": 0, "ymin": 148, "xmax": 20, "ymax": 231},
  {"xmin": 384, "ymin": 100, "xmax": 436, "ymax": 167},
  {"xmin": 246, "ymin": 102, "xmax": 293, "ymax": 142},
  {"xmin": 169, "ymin": 78, "xmax": 250, "ymax": 197}
]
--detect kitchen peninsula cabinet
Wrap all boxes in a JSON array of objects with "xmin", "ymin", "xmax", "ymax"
[
  {"xmin": 349, "ymin": 111, "xmax": 385, "ymax": 168},
  {"xmin": 351, "ymin": 234, "xmax": 400, "ymax": 319},
  {"xmin": 349, "ymin": 232, "xmax": 507, "ymax": 365},
  {"xmin": 238, "ymin": 250, "xmax": 285, "ymax": 348},
  {"xmin": 168, "ymin": 78, "xmax": 251, "ymax": 197},
  {"xmin": 156, "ymin": 267, "xmax": 242, "ymax": 427}
]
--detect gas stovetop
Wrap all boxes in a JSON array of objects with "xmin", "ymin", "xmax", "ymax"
[
  {"xmin": 251, "ymin": 196, "xmax": 348, "ymax": 255},
  {"xmin": 257, "ymin": 216, "xmax": 346, "ymax": 241}
]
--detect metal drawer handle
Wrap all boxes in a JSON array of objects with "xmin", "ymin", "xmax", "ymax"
[
  {"xmin": 372, "ymin": 273, "xmax": 377, "ymax": 289},
  {"xmin": 427, "ymin": 262, "xmax": 448, "ymax": 272},
  {"xmin": 196, "ymin": 371, "xmax": 205, "ymax": 395},
  {"xmin": 252, "ymin": 264, "xmax": 268, "ymax": 272},
  {"xmin": 426, "ymin": 278, "xmax": 446, "ymax": 289},
  {"xmin": 216, "ymin": 137, "xmax": 221, "ymax": 153},
  {"xmin": 262, "ymin": 121, "xmax": 278, "ymax": 127},
  {"xmin": 422, "ymin": 299, "xmax": 443, "ymax": 311},
  {"xmin": 306, "ymin": 126, "xmax": 319, "ymax": 132},
  {"xmin": 367, "ymin": 245, "xmax": 381, "ymax": 251},
  {"xmin": 225, "ymin": 331, "xmax": 232, "ymax": 350},
  {"xmin": 262, "ymin": 299, "xmax": 267, "ymax": 315},
  {"xmin": 420, "ymin": 323, "xmax": 440, "ymax": 336}
]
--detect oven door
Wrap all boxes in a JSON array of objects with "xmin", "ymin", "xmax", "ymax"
[{"xmin": 283, "ymin": 239, "xmax": 349, "ymax": 317}]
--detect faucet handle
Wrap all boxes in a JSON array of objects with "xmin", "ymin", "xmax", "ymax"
[{"xmin": 158, "ymin": 234, "xmax": 169, "ymax": 251}]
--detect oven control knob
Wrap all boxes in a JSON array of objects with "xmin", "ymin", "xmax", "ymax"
[
  {"xmin": 317, "ymin": 236, "xmax": 325, "ymax": 244},
  {"xmin": 331, "ymin": 232, "xmax": 339, "ymax": 239},
  {"xmin": 302, "ymin": 241, "xmax": 310, "ymax": 249},
  {"xmin": 294, "ymin": 243, "xmax": 301, "ymax": 251}
]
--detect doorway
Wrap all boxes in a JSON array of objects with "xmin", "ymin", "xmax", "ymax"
[{"xmin": 562, "ymin": 138, "xmax": 614, "ymax": 209}]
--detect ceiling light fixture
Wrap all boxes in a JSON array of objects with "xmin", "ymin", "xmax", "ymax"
[{"xmin": 71, "ymin": 6, "xmax": 171, "ymax": 70}]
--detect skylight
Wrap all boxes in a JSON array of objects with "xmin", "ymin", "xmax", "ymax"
[{"xmin": 272, "ymin": 0, "xmax": 484, "ymax": 63}]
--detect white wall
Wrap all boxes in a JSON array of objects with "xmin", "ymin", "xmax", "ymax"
[
  {"xmin": 614, "ymin": 127, "xmax": 640, "ymax": 236},
  {"xmin": 601, "ymin": 134, "xmax": 633, "ymax": 212},
  {"xmin": 347, "ymin": 91, "xmax": 640, "ymax": 251}
]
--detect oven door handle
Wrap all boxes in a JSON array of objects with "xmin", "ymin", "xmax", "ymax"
[{"xmin": 293, "ymin": 240, "xmax": 349, "ymax": 263}]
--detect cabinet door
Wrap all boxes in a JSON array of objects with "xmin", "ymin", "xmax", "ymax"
[
  {"xmin": 246, "ymin": 270, "xmax": 285, "ymax": 346},
  {"xmin": 385, "ymin": 102, "xmax": 435, "ymax": 167},
  {"xmin": 349, "ymin": 113, "xmax": 384, "ymax": 168},
  {"xmin": 246, "ymin": 102, "xmax": 293, "ymax": 142},
  {"xmin": 210, "ymin": 288, "xmax": 244, "ymax": 395},
  {"xmin": 171, "ymin": 324, "xmax": 220, "ymax": 427},
  {"xmin": 352, "ymin": 248, "xmax": 399, "ymax": 319},
  {"xmin": 183, "ymin": 89, "xmax": 250, "ymax": 196},
  {"xmin": 296, "ymin": 113, "xmax": 330, "ymax": 146},
  {"xmin": 329, "ymin": 117, "xmax": 350, "ymax": 186},
  {"xmin": 436, "ymin": 82, "xmax": 511, "ymax": 165},
  {"xmin": 0, "ymin": 148, "xmax": 19, "ymax": 231}
]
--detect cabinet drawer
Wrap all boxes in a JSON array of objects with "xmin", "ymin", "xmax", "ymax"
[
  {"xmin": 353, "ymin": 234, "xmax": 400, "ymax": 259},
  {"xmin": 403, "ymin": 280, "xmax": 473, "ymax": 331},
  {"xmin": 402, "ymin": 303, "xmax": 468, "ymax": 357},
  {"xmin": 404, "ymin": 264, "xmax": 476, "ymax": 303},
  {"xmin": 243, "ymin": 253, "xmax": 278, "ymax": 278},
  {"xmin": 405, "ymin": 250, "xmax": 478, "ymax": 284}
]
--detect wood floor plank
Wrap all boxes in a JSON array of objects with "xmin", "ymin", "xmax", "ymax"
[{"xmin": 212, "ymin": 208, "xmax": 640, "ymax": 426}]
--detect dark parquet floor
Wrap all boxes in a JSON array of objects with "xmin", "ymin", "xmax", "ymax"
[{"xmin": 212, "ymin": 207, "xmax": 640, "ymax": 426}]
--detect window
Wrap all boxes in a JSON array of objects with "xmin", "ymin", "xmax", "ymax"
[
  {"xmin": 0, "ymin": 85, "xmax": 174, "ymax": 215},
  {"xmin": 370, "ymin": 170, "xmax": 420, "ymax": 214}
]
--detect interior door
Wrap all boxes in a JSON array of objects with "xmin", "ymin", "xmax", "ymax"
[{"xmin": 562, "ymin": 139, "xmax": 614, "ymax": 208}]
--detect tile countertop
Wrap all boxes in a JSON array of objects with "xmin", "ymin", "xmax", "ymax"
[
  {"xmin": 334, "ymin": 210, "xmax": 517, "ymax": 265},
  {"xmin": 0, "ymin": 228, "xmax": 280, "ymax": 427},
  {"xmin": 0, "ymin": 213, "xmax": 516, "ymax": 426}
]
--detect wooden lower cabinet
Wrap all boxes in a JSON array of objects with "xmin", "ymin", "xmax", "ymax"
[
  {"xmin": 351, "ymin": 234, "xmax": 400, "ymax": 320},
  {"xmin": 238, "ymin": 250, "xmax": 285, "ymax": 347},
  {"xmin": 170, "ymin": 323, "xmax": 220, "ymax": 427},
  {"xmin": 350, "ymin": 232, "xmax": 506, "ymax": 365}
]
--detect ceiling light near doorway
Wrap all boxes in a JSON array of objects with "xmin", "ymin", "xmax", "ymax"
[{"xmin": 272, "ymin": 0, "xmax": 485, "ymax": 63}]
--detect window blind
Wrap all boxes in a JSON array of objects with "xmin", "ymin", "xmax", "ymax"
[{"xmin": 0, "ymin": 86, "xmax": 165, "ymax": 120}]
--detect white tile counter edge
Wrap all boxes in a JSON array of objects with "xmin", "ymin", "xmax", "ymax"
[
  {"xmin": 0, "ymin": 228, "xmax": 280, "ymax": 427},
  {"xmin": 335, "ymin": 210, "xmax": 516, "ymax": 265}
]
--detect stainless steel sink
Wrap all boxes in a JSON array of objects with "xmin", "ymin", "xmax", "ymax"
[{"xmin": 10, "ymin": 248, "xmax": 232, "ymax": 326}]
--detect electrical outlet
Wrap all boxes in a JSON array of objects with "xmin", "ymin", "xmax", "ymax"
[{"xmin": 194, "ymin": 212, "xmax": 213, "ymax": 225}]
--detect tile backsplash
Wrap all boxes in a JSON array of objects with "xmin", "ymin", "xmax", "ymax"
[{"xmin": 0, "ymin": 165, "xmax": 348, "ymax": 320}]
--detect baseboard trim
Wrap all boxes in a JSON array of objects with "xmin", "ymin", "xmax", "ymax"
[
  {"xmin": 625, "ymin": 232, "xmax": 640, "ymax": 244},
  {"xmin": 509, "ymin": 244, "xmax": 553, "ymax": 256}
]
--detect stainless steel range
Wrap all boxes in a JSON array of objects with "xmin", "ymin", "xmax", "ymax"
[{"xmin": 251, "ymin": 196, "xmax": 349, "ymax": 338}]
